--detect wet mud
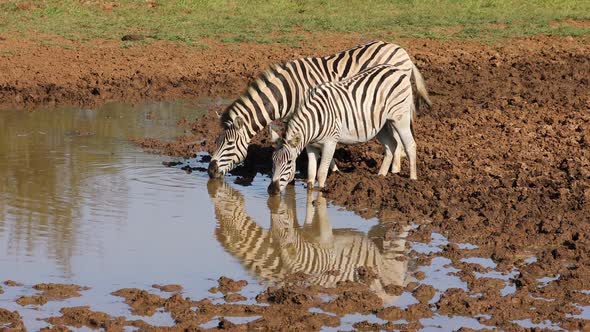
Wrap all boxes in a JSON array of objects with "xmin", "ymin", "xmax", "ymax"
[
  {"xmin": 2, "ymin": 35, "xmax": 589, "ymax": 330},
  {"xmin": 15, "ymin": 284, "xmax": 88, "ymax": 307},
  {"xmin": 131, "ymin": 36, "xmax": 589, "ymax": 330}
]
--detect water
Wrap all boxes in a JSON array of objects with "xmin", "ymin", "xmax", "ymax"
[
  {"xmin": 0, "ymin": 102, "xmax": 409, "ymax": 330},
  {"xmin": 1, "ymin": 102, "xmax": 576, "ymax": 331}
]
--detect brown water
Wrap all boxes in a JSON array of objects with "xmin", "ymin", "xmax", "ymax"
[{"xmin": 0, "ymin": 102, "xmax": 557, "ymax": 331}]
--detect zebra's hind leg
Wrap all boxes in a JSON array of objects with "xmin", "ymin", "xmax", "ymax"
[
  {"xmin": 376, "ymin": 127, "xmax": 395, "ymax": 176},
  {"xmin": 306, "ymin": 145, "xmax": 320, "ymax": 188},
  {"xmin": 392, "ymin": 111, "xmax": 417, "ymax": 180},
  {"xmin": 389, "ymin": 123, "xmax": 404, "ymax": 174},
  {"xmin": 317, "ymin": 141, "xmax": 337, "ymax": 188}
]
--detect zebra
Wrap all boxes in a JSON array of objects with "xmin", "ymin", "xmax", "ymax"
[
  {"xmin": 208, "ymin": 40, "xmax": 431, "ymax": 179},
  {"xmin": 268, "ymin": 64, "xmax": 415, "ymax": 194},
  {"xmin": 207, "ymin": 179, "xmax": 409, "ymax": 304}
]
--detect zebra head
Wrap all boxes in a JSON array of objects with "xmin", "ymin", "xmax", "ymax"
[
  {"xmin": 208, "ymin": 113, "xmax": 250, "ymax": 178},
  {"xmin": 268, "ymin": 135, "xmax": 301, "ymax": 195}
]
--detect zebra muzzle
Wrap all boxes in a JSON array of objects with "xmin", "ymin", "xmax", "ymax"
[
  {"xmin": 267, "ymin": 180, "xmax": 281, "ymax": 195},
  {"xmin": 207, "ymin": 160, "xmax": 222, "ymax": 178}
]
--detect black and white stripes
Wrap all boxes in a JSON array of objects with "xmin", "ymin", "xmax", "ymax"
[
  {"xmin": 269, "ymin": 64, "xmax": 417, "ymax": 194},
  {"xmin": 208, "ymin": 40, "xmax": 431, "ymax": 178},
  {"xmin": 207, "ymin": 180, "xmax": 407, "ymax": 303}
]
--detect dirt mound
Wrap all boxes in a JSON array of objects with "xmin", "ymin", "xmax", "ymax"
[
  {"xmin": 0, "ymin": 308, "xmax": 25, "ymax": 331},
  {"xmin": 210, "ymin": 276, "xmax": 248, "ymax": 294},
  {"xmin": 44, "ymin": 306, "xmax": 126, "ymax": 330},
  {"xmin": 111, "ymin": 288, "xmax": 166, "ymax": 316},
  {"xmin": 16, "ymin": 283, "xmax": 88, "ymax": 306}
]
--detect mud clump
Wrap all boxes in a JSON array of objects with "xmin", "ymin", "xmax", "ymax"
[
  {"xmin": 213, "ymin": 276, "xmax": 248, "ymax": 294},
  {"xmin": 33, "ymin": 283, "xmax": 88, "ymax": 300},
  {"xmin": 320, "ymin": 282, "xmax": 383, "ymax": 316},
  {"xmin": 111, "ymin": 288, "xmax": 165, "ymax": 316},
  {"xmin": 223, "ymin": 293, "xmax": 247, "ymax": 302},
  {"xmin": 16, "ymin": 283, "xmax": 87, "ymax": 306},
  {"xmin": 407, "ymin": 224, "xmax": 432, "ymax": 243},
  {"xmin": 412, "ymin": 284, "xmax": 436, "ymax": 303},
  {"xmin": 0, "ymin": 308, "xmax": 25, "ymax": 331},
  {"xmin": 355, "ymin": 266, "xmax": 378, "ymax": 283},
  {"xmin": 256, "ymin": 285, "xmax": 315, "ymax": 306},
  {"xmin": 152, "ymin": 283, "xmax": 182, "ymax": 292},
  {"xmin": 44, "ymin": 306, "xmax": 127, "ymax": 330},
  {"xmin": 384, "ymin": 284, "xmax": 404, "ymax": 296},
  {"xmin": 376, "ymin": 303, "xmax": 434, "ymax": 321},
  {"xmin": 16, "ymin": 294, "xmax": 48, "ymax": 306},
  {"xmin": 3, "ymin": 280, "xmax": 23, "ymax": 287}
]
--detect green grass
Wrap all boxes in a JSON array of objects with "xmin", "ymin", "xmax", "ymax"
[{"xmin": 0, "ymin": 0, "xmax": 588, "ymax": 45}]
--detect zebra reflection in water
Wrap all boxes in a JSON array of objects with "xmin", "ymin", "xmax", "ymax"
[{"xmin": 207, "ymin": 180, "xmax": 409, "ymax": 304}]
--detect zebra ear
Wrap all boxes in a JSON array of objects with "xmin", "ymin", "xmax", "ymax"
[{"xmin": 269, "ymin": 126, "xmax": 280, "ymax": 143}]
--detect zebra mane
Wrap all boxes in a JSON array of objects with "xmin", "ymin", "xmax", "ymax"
[{"xmin": 220, "ymin": 62, "xmax": 288, "ymax": 129}]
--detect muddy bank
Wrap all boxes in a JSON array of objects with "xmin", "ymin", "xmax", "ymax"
[
  {"xmin": 1, "ymin": 33, "xmax": 398, "ymax": 110},
  {"xmin": 4, "ymin": 34, "xmax": 589, "ymax": 329},
  {"xmin": 5, "ymin": 263, "xmax": 590, "ymax": 331},
  {"xmin": 133, "ymin": 36, "xmax": 589, "ymax": 329}
]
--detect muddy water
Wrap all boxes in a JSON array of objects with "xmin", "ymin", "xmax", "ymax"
[
  {"xmin": 1, "ymin": 102, "xmax": 575, "ymax": 331},
  {"xmin": 0, "ymin": 102, "xmax": 400, "ymax": 330}
]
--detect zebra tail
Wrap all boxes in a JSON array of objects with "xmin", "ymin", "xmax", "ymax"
[{"xmin": 411, "ymin": 63, "xmax": 432, "ymax": 110}]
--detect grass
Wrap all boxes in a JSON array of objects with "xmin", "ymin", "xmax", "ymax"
[{"xmin": 0, "ymin": 0, "xmax": 588, "ymax": 46}]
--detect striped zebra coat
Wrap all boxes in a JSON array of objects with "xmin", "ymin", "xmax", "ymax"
[
  {"xmin": 208, "ymin": 40, "xmax": 431, "ymax": 179},
  {"xmin": 207, "ymin": 180, "xmax": 408, "ymax": 304},
  {"xmin": 269, "ymin": 64, "xmax": 416, "ymax": 194}
]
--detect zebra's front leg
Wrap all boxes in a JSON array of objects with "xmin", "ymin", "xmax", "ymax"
[
  {"xmin": 306, "ymin": 145, "xmax": 320, "ymax": 188},
  {"xmin": 317, "ymin": 141, "xmax": 337, "ymax": 188}
]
